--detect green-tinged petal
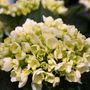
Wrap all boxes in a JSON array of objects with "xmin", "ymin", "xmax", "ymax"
[
  {"xmin": 0, "ymin": 43, "xmax": 10, "ymax": 58},
  {"xmin": 46, "ymin": 37, "xmax": 58, "ymax": 49},
  {"xmin": 45, "ymin": 72, "xmax": 54, "ymax": 83},
  {"xmin": 66, "ymin": 70, "xmax": 81, "ymax": 83},
  {"xmin": 32, "ymin": 83, "xmax": 42, "ymax": 90},
  {"xmin": 32, "ymin": 69, "xmax": 44, "ymax": 84},
  {"xmin": 21, "ymin": 42, "xmax": 31, "ymax": 53},
  {"xmin": 30, "ymin": 45, "xmax": 40, "ymax": 55},
  {"xmin": 18, "ymin": 69, "xmax": 30, "ymax": 88},
  {"xmin": 1, "ymin": 57, "xmax": 13, "ymax": 72},
  {"xmin": 10, "ymin": 42, "xmax": 21, "ymax": 54},
  {"xmin": 15, "ymin": 51, "xmax": 26, "ymax": 60},
  {"xmin": 53, "ymin": 77, "xmax": 60, "ymax": 87},
  {"xmin": 25, "ymin": 55, "xmax": 40, "ymax": 70}
]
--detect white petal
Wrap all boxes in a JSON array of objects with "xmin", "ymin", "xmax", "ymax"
[{"xmin": 32, "ymin": 83, "xmax": 42, "ymax": 90}]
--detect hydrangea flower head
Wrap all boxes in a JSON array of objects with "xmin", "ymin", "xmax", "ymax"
[
  {"xmin": 0, "ymin": 0, "xmax": 67, "ymax": 16},
  {"xmin": 0, "ymin": 16, "xmax": 90, "ymax": 90},
  {"xmin": 41, "ymin": 0, "xmax": 67, "ymax": 14},
  {"xmin": 0, "ymin": 0, "xmax": 40, "ymax": 16}
]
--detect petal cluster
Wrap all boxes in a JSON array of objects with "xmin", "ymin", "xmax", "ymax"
[
  {"xmin": 0, "ymin": 0, "xmax": 40, "ymax": 16},
  {"xmin": 0, "ymin": 16, "xmax": 90, "ymax": 90},
  {"xmin": 0, "ymin": 0, "xmax": 67, "ymax": 16},
  {"xmin": 41, "ymin": 0, "xmax": 67, "ymax": 14}
]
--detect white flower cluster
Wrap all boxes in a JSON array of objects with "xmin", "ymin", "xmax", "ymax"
[
  {"xmin": 41, "ymin": 0, "xmax": 67, "ymax": 14},
  {"xmin": 0, "ymin": 0, "xmax": 67, "ymax": 16},
  {"xmin": 0, "ymin": 0, "xmax": 40, "ymax": 16},
  {"xmin": 79, "ymin": 0, "xmax": 90, "ymax": 9},
  {"xmin": 0, "ymin": 16, "xmax": 90, "ymax": 90}
]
